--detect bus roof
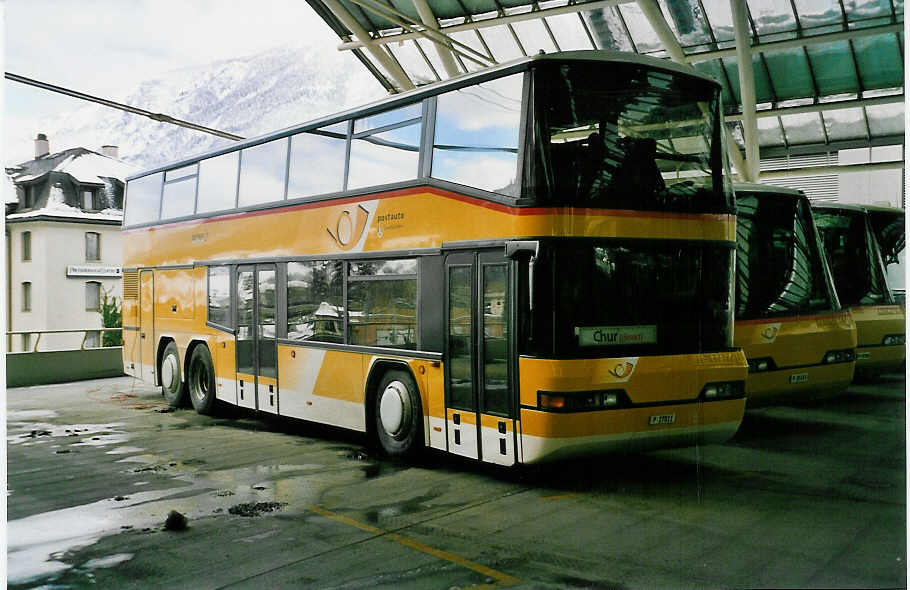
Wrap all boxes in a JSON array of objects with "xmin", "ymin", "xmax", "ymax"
[
  {"xmin": 860, "ymin": 203, "xmax": 905, "ymax": 214},
  {"xmin": 127, "ymin": 50, "xmax": 720, "ymax": 182},
  {"xmin": 811, "ymin": 202, "xmax": 871, "ymax": 213}
]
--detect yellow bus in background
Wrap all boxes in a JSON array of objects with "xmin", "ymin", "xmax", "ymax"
[
  {"xmin": 121, "ymin": 51, "xmax": 747, "ymax": 465},
  {"xmin": 863, "ymin": 204, "xmax": 905, "ymax": 306},
  {"xmin": 733, "ymin": 185, "xmax": 856, "ymax": 406},
  {"xmin": 812, "ymin": 203, "xmax": 905, "ymax": 379}
]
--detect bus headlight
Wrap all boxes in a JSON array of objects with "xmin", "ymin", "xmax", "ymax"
[
  {"xmin": 700, "ymin": 381, "xmax": 744, "ymax": 400},
  {"xmin": 823, "ymin": 349, "xmax": 855, "ymax": 363},
  {"xmin": 747, "ymin": 357, "xmax": 774, "ymax": 373},
  {"xmin": 882, "ymin": 334, "xmax": 905, "ymax": 346},
  {"xmin": 538, "ymin": 390, "xmax": 626, "ymax": 411}
]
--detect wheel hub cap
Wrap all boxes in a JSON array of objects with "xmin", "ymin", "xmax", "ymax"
[
  {"xmin": 379, "ymin": 382, "xmax": 409, "ymax": 436},
  {"xmin": 162, "ymin": 355, "xmax": 178, "ymax": 390}
]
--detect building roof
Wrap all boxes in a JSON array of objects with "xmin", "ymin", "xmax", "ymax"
[{"xmin": 6, "ymin": 147, "xmax": 134, "ymax": 186}]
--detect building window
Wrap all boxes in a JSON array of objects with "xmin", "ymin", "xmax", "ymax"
[
  {"xmin": 85, "ymin": 331, "xmax": 100, "ymax": 348},
  {"xmin": 21, "ymin": 333, "xmax": 30, "ymax": 352},
  {"xmin": 85, "ymin": 232, "xmax": 100, "ymax": 261},
  {"xmin": 82, "ymin": 189, "xmax": 96, "ymax": 210},
  {"xmin": 22, "ymin": 231, "xmax": 31, "ymax": 261},
  {"xmin": 21, "ymin": 282, "xmax": 31, "ymax": 312},
  {"xmin": 86, "ymin": 281, "xmax": 101, "ymax": 311},
  {"xmin": 24, "ymin": 185, "xmax": 35, "ymax": 209}
]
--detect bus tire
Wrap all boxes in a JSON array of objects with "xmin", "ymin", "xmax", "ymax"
[
  {"xmin": 188, "ymin": 345, "xmax": 217, "ymax": 415},
  {"xmin": 160, "ymin": 341, "xmax": 187, "ymax": 407},
  {"xmin": 374, "ymin": 369, "xmax": 423, "ymax": 457}
]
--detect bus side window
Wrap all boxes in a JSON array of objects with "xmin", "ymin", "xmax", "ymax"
[
  {"xmin": 208, "ymin": 266, "xmax": 232, "ymax": 328},
  {"xmin": 287, "ymin": 122, "xmax": 348, "ymax": 199},
  {"xmin": 348, "ymin": 104, "xmax": 422, "ymax": 191},
  {"xmin": 347, "ymin": 259, "xmax": 418, "ymax": 349},
  {"xmin": 238, "ymin": 138, "xmax": 289, "ymax": 208},
  {"xmin": 124, "ymin": 172, "xmax": 163, "ymax": 226}
]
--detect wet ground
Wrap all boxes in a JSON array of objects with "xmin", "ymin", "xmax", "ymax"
[{"xmin": 6, "ymin": 374, "xmax": 906, "ymax": 589}]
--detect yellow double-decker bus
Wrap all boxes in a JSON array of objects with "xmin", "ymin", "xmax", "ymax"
[
  {"xmin": 812, "ymin": 202, "xmax": 906, "ymax": 379},
  {"xmin": 733, "ymin": 184, "xmax": 856, "ymax": 406},
  {"xmin": 121, "ymin": 51, "xmax": 747, "ymax": 465}
]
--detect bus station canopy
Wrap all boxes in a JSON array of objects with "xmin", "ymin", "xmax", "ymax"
[{"xmin": 306, "ymin": 0, "xmax": 904, "ymax": 180}]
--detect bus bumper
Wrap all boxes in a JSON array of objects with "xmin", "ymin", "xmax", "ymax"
[
  {"xmin": 518, "ymin": 398, "xmax": 745, "ymax": 464},
  {"xmin": 855, "ymin": 344, "xmax": 905, "ymax": 373},
  {"xmin": 745, "ymin": 361, "xmax": 854, "ymax": 407}
]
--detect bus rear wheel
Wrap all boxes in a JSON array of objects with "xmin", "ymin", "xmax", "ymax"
[
  {"xmin": 160, "ymin": 341, "xmax": 187, "ymax": 407},
  {"xmin": 374, "ymin": 369, "xmax": 423, "ymax": 457},
  {"xmin": 188, "ymin": 345, "xmax": 217, "ymax": 415}
]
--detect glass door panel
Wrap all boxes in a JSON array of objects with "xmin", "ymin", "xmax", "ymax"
[
  {"xmin": 236, "ymin": 267, "xmax": 256, "ymax": 409},
  {"xmin": 256, "ymin": 266, "xmax": 278, "ymax": 414}
]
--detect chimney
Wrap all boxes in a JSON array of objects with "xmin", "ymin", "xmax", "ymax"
[
  {"xmin": 101, "ymin": 145, "xmax": 119, "ymax": 159},
  {"xmin": 34, "ymin": 133, "xmax": 49, "ymax": 158}
]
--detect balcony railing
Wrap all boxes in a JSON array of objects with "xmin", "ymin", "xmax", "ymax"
[{"xmin": 7, "ymin": 328, "xmax": 122, "ymax": 352}]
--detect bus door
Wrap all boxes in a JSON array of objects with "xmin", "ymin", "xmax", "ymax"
[
  {"xmin": 445, "ymin": 250, "xmax": 517, "ymax": 466},
  {"xmin": 139, "ymin": 270, "xmax": 155, "ymax": 383},
  {"xmin": 235, "ymin": 265, "xmax": 279, "ymax": 414}
]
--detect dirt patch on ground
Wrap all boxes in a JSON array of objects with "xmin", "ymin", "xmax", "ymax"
[{"xmin": 227, "ymin": 502, "xmax": 287, "ymax": 517}]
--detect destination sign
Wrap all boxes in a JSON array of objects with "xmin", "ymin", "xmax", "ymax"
[{"xmin": 575, "ymin": 325, "xmax": 657, "ymax": 347}]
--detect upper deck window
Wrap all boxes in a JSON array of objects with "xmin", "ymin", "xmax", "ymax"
[
  {"xmin": 161, "ymin": 163, "xmax": 198, "ymax": 220},
  {"xmin": 124, "ymin": 172, "xmax": 163, "ymax": 226},
  {"xmin": 347, "ymin": 105, "xmax": 421, "ymax": 191},
  {"xmin": 238, "ymin": 138, "xmax": 289, "ymax": 207},
  {"xmin": 532, "ymin": 62, "xmax": 731, "ymax": 213},
  {"xmin": 736, "ymin": 194, "xmax": 835, "ymax": 319},
  {"xmin": 196, "ymin": 151, "xmax": 240, "ymax": 214},
  {"xmin": 287, "ymin": 122, "xmax": 348, "ymax": 199},
  {"xmin": 431, "ymin": 73, "xmax": 523, "ymax": 197}
]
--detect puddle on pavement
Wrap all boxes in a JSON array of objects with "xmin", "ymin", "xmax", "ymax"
[
  {"xmin": 7, "ymin": 409, "xmax": 59, "ymax": 420},
  {"xmin": 105, "ymin": 446, "xmax": 146, "ymax": 455},
  {"xmin": 8, "ymin": 422, "xmax": 128, "ymax": 447}
]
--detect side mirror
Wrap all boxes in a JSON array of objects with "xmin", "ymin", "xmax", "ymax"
[{"xmin": 505, "ymin": 241, "xmax": 539, "ymax": 311}]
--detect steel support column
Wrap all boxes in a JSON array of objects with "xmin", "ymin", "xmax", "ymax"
[
  {"xmin": 411, "ymin": 0, "xmax": 461, "ymax": 77},
  {"xmin": 730, "ymin": 0, "xmax": 760, "ymax": 182}
]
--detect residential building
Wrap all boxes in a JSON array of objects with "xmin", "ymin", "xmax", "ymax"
[{"xmin": 5, "ymin": 134, "xmax": 135, "ymax": 352}]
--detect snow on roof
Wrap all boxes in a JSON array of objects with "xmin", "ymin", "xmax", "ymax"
[
  {"xmin": 4, "ymin": 174, "xmax": 17, "ymax": 205},
  {"xmin": 7, "ymin": 182, "xmax": 122, "ymax": 223},
  {"xmin": 7, "ymin": 147, "xmax": 136, "ymax": 185}
]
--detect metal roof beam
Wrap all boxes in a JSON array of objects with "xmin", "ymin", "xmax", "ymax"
[
  {"xmin": 686, "ymin": 23, "xmax": 904, "ymax": 63},
  {"xmin": 338, "ymin": 0, "xmax": 635, "ymax": 49},
  {"xmin": 725, "ymin": 94, "xmax": 904, "ymax": 121},
  {"xmin": 758, "ymin": 160, "xmax": 903, "ymax": 180},
  {"xmin": 759, "ymin": 134, "xmax": 904, "ymax": 158},
  {"xmin": 322, "ymin": 0, "xmax": 416, "ymax": 90},
  {"xmin": 411, "ymin": 0, "xmax": 462, "ymax": 77},
  {"xmin": 730, "ymin": 0, "xmax": 760, "ymax": 182},
  {"xmin": 634, "ymin": 0, "xmax": 749, "ymax": 180}
]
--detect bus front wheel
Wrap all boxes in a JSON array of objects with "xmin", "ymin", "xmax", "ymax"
[
  {"xmin": 374, "ymin": 369, "xmax": 423, "ymax": 457},
  {"xmin": 160, "ymin": 341, "xmax": 187, "ymax": 407},
  {"xmin": 188, "ymin": 345, "xmax": 217, "ymax": 415}
]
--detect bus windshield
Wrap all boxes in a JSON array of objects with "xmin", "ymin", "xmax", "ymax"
[
  {"xmin": 533, "ymin": 62, "xmax": 731, "ymax": 213},
  {"xmin": 866, "ymin": 208, "xmax": 905, "ymax": 267},
  {"xmin": 735, "ymin": 193, "xmax": 835, "ymax": 319},
  {"xmin": 813, "ymin": 208, "xmax": 893, "ymax": 306},
  {"xmin": 524, "ymin": 239, "xmax": 734, "ymax": 358}
]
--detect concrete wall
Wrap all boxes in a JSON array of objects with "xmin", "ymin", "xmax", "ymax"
[{"xmin": 6, "ymin": 347, "xmax": 125, "ymax": 388}]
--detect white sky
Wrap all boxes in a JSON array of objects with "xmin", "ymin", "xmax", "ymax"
[{"xmin": 3, "ymin": 0, "xmax": 362, "ymax": 165}]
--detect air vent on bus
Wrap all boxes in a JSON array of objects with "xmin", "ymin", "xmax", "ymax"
[{"xmin": 123, "ymin": 270, "xmax": 139, "ymax": 300}]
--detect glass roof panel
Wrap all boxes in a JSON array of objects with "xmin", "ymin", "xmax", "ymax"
[
  {"xmin": 657, "ymin": 0, "xmax": 714, "ymax": 47},
  {"xmin": 387, "ymin": 42, "xmax": 439, "ymax": 85},
  {"xmin": 757, "ymin": 116, "xmax": 785, "ymax": 147},
  {"xmin": 387, "ymin": 0, "xmax": 421, "ymax": 21},
  {"xmin": 617, "ymin": 3, "xmax": 663, "ymax": 53},
  {"xmin": 447, "ymin": 30, "xmax": 490, "ymax": 72},
  {"xmin": 692, "ymin": 59, "xmax": 735, "ymax": 108},
  {"xmin": 722, "ymin": 54, "xmax": 775, "ymax": 104},
  {"xmin": 853, "ymin": 34, "xmax": 904, "ymax": 90},
  {"xmin": 793, "ymin": 0, "xmax": 846, "ymax": 29},
  {"xmin": 866, "ymin": 102, "xmax": 906, "ymax": 136},
  {"xmin": 470, "ymin": 24, "xmax": 524, "ymax": 62},
  {"xmin": 511, "ymin": 17, "xmax": 558, "ymax": 54},
  {"xmin": 581, "ymin": 6, "xmax": 634, "ymax": 51},
  {"xmin": 415, "ymin": 39, "xmax": 454, "ymax": 78},
  {"xmin": 847, "ymin": 0, "xmax": 894, "ymax": 20},
  {"xmin": 762, "ymin": 48, "xmax": 815, "ymax": 101},
  {"xmin": 805, "ymin": 41, "xmax": 860, "ymax": 95},
  {"xmin": 545, "ymin": 13, "xmax": 596, "ymax": 51},
  {"xmin": 822, "ymin": 107, "xmax": 869, "ymax": 140},
  {"xmin": 699, "ymin": 0, "xmax": 735, "ymax": 43},
  {"xmin": 746, "ymin": 0, "xmax": 798, "ymax": 37},
  {"xmin": 779, "ymin": 111, "xmax": 827, "ymax": 144}
]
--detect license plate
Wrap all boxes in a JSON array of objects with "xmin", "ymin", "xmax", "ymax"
[
  {"xmin": 788, "ymin": 373, "xmax": 809, "ymax": 384},
  {"xmin": 857, "ymin": 352, "xmax": 871, "ymax": 360},
  {"xmin": 648, "ymin": 413, "xmax": 676, "ymax": 426}
]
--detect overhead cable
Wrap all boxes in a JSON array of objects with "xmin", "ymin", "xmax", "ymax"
[{"xmin": 5, "ymin": 72, "xmax": 245, "ymax": 141}]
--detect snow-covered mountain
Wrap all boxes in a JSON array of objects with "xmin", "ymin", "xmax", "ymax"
[{"xmin": 17, "ymin": 45, "xmax": 386, "ymax": 171}]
